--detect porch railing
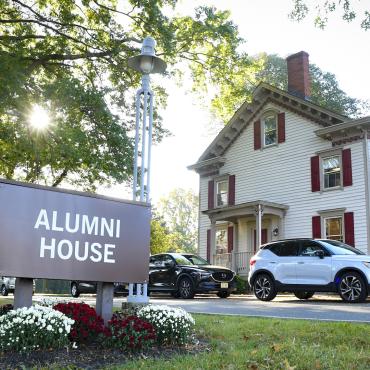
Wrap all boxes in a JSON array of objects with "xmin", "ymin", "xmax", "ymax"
[
  {"xmin": 234, "ymin": 251, "xmax": 254, "ymax": 275},
  {"xmin": 212, "ymin": 251, "xmax": 254, "ymax": 275},
  {"xmin": 213, "ymin": 253, "xmax": 232, "ymax": 269}
]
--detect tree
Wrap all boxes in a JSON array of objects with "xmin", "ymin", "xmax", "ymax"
[
  {"xmin": 289, "ymin": 0, "xmax": 370, "ymax": 30},
  {"xmin": 0, "ymin": 1, "xmax": 248, "ymax": 190},
  {"xmin": 210, "ymin": 53, "xmax": 369, "ymax": 123},
  {"xmin": 150, "ymin": 218, "xmax": 176, "ymax": 255},
  {"xmin": 156, "ymin": 188, "xmax": 198, "ymax": 253}
]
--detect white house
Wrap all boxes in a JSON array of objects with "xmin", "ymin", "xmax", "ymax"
[{"xmin": 189, "ymin": 51, "xmax": 370, "ymax": 277}]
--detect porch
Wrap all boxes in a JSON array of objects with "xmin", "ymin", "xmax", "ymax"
[{"xmin": 204, "ymin": 200, "xmax": 289, "ymax": 276}]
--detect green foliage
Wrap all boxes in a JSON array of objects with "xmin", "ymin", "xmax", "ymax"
[
  {"xmin": 289, "ymin": 0, "xmax": 370, "ymax": 30},
  {"xmin": 211, "ymin": 53, "xmax": 369, "ymax": 123},
  {"xmin": 150, "ymin": 218, "xmax": 178, "ymax": 255},
  {"xmin": 233, "ymin": 274, "xmax": 249, "ymax": 294},
  {"xmin": 0, "ymin": 0, "xmax": 247, "ymax": 190},
  {"xmin": 156, "ymin": 188, "xmax": 198, "ymax": 253}
]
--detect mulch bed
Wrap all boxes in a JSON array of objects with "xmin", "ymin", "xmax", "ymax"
[{"xmin": 0, "ymin": 338, "xmax": 210, "ymax": 369}]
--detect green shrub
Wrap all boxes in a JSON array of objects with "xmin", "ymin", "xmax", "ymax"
[{"xmin": 233, "ymin": 274, "xmax": 249, "ymax": 294}]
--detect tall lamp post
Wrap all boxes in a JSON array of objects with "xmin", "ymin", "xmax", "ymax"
[{"xmin": 127, "ymin": 37, "xmax": 166, "ymax": 302}]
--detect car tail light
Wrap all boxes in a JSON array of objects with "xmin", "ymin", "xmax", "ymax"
[{"xmin": 250, "ymin": 258, "xmax": 256, "ymax": 266}]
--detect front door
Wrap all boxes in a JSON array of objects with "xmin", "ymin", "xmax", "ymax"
[{"xmin": 253, "ymin": 228, "xmax": 268, "ymax": 253}]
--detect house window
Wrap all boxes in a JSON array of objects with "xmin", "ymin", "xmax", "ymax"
[
  {"xmin": 263, "ymin": 114, "xmax": 277, "ymax": 146},
  {"xmin": 216, "ymin": 228, "xmax": 228, "ymax": 254},
  {"xmin": 325, "ymin": 216, "xmax": 343, "ymax": 242},
  {"xmin": 216, "ymin": 180, "xmax": 228, "ymax": 207},
  {"xmin": 323, "ymin": 155, "xmax": 341, "ymax": 189}
]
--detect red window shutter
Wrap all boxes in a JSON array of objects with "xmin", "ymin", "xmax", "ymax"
[
  {"xmin": 227, "ymin": 226, "xmax": 234, "ymax": 253},
  {"xmin": 278, "ymin": 112, "xmax": 285, "ymax": 143},
  {"xmin": 208, "ymin": 180, "xmax": 214, "ymax": 209},
  {"xmin": 254, "ymin": 120, "xmax": 261, "ymax": 150},
  {"xmin": 206, "ymin": 229, "xmax": 211, "ymax": 262},
  {"xmin": 344, "ymin": 212, "xmax": 355, "ymax": 247},
  {"xmin": 342, "ymin": 149, "xmax": 353, "ymax": 187},
  {"xmin": 312, "ymin": 216, "xmax": 321, "ymax": 238},
  {"xmin": 228, "ymin": 175, "xmax": 235, "ymax": 206},
  {"xmin": 311, "ymin": 156, "xmax": 320, "ymax": 192},
  {"xmin": 261, "ymin": 229, "xmax": 268, "ymax": 244}
]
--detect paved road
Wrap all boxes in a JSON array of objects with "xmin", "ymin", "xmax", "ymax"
[{"xmin": 34, "ymin": 294, "xmax": 370, "ymax": 323}]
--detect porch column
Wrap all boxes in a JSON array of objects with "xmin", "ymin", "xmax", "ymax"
[
  {"xmin": 232, "ymin": 222, "xmax": 238, "ymax": 271},
  {"xmin": 279, "ymin": 213, "xmax": 285, "ymax": 239},
  {"xmin": 255, "ymin": 204, "xmax": 263, "ymax": 248},
  {"xmin": 210, "ymin": 220, "xmax": 216, "ymax": 265}
]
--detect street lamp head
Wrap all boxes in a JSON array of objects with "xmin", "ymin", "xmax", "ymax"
[{"xmin": 128, "ymin": 36, "xmax": 167, "ymax": 74}]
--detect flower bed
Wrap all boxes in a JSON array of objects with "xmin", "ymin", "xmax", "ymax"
[
  {"xmin": 138, "ymin": 304, "xmax": 195, "ymax": 345},
  {"xmin": 0, "ymin": 305, "xmax": 74, "ymax": 352}
]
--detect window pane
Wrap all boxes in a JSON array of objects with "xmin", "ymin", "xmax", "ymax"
[
  {"xmin": 325, "ymin": 217, "xmax": 343, "ymax": 242},
  {"xmin": 264, "ymin": 115, "xmax": 277, "ymax": 146},
  {"xmin": 216, "ymin": 228, "xmax": 228, "ymax": 254},
  {"xmin": 216, "ymin": 180, "xmax": 228, "ymax": 206},
  {"xmin": 299, "ymin": 241, "xmax": 325, "ymax": 256},
  {"xmin": 323, "ymin": 156, "xmax": 341, "ymax": 188}
]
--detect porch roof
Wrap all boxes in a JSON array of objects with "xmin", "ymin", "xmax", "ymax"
[{"xmin": 202, "ymin": 200, "xmax": 289, "ymax": 222}]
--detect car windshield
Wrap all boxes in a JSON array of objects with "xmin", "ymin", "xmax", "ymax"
[
  {"xmin": 183, "ymin": 254, "xmax": 209, "ymax": 265},
  {"xmin": 172, "ymin": 254, "xmax": 193, "ymax": 266},
  {"xmin": 319, "ymin": 240, "xmax": 365, "ymax": 255}
]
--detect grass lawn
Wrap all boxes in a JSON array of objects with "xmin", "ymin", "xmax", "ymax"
[
  {"xmin": 0, "ymin": 297, "xmax": 13, "ymax": 306},
  {"xmin": 115, "ymin": 314, "xmax": 370, "ymax": 370}
]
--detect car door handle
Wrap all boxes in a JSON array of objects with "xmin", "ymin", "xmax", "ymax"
[
  {"xmin": 269, "ymin": 261, "xmax": 277, "ymax": 264},
  {"xmin": 297, "ymin": 262, "xmax": 305, "ymax": 264}
]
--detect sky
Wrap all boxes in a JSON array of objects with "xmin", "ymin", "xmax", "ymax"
[{"xmin": 104, "ymin": 0, "xmax": 370, "ymax": 204}]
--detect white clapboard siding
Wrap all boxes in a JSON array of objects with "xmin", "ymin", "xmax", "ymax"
[{"xmin": 198, "ymin": 103, "xmax": 368, "ymax": 255}]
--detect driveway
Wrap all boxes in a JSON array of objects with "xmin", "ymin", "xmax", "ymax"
[{"xmin": 34, "ymin": 294, "xmax": 370, "ymax": 323}]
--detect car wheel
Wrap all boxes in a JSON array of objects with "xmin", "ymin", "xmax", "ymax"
[
  {"xmin": 217, "ymin": 291, "xmax": 230, "ymax": 298},
  {"xmin": 178, "ymin": 277, "xmax": 195, "ymax": 299},
  {"xmin": 294, "ymin": 291, "xmax": 314, "ymax": 300},
  {"xmin": 1, "ymin": 285, "xmax": 8, "ymax": 296},
  {"xmin": 170, "ymin": 291, "xmax": 181, "ymax": 298},
  {"xmin": 71, "ymin": 283, "xmax": 80, "ymax": 298},
  {"xmin": 253, "ymin": 274, "xmax": 277, "ymax": 301},
  {"xmin": 338, "ymin": 272, "xmax": 367, "ymax": 303}
]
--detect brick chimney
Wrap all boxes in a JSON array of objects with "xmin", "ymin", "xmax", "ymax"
[{"xmin": 286, "ymin": 51, "xmax": 310, "ymax": 100}]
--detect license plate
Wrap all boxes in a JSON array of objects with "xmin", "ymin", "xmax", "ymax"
[{"xmin": 221, "ymin": 282, "xmax": 228, "ymax": 289}]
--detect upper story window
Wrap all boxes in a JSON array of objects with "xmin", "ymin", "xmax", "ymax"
[
  {"xmin": 263, "ymin": 114, "xmax": 277, "ymax": 146},
  {"xmin": 323, "ymin": 155, "xmax": 341, "ymax": 189},
  {"xmin": 216, "ymin": 179, "xmax": 228, "ymax": 207},
  {"xmin": 324, "ymin": 216, "xmax": 343, "ymax": 242}
]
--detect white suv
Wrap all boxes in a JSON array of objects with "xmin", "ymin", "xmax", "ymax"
[{"xmin": 248, "ymin": 239, "xmax": 370, "ymax": 303}]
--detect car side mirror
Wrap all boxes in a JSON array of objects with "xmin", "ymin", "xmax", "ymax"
[
  {"xmin": 315, "ymin": 250, "xmax": 325, "ymax": 259},
  {"xmin": 164, "ymin": 261, "xmax": 175, "ymax": 268}
]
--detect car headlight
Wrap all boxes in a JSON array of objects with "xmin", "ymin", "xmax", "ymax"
[
  {"xmin": 199, "ymin": 272, "xmax": 212, "ymax": 279},
  {"xmin": 362, "ymin": 261, "xmax": 370, "ymax": 269}
]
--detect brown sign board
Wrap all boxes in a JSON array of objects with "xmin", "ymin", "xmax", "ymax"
[{"xmin": 0, "ymin": 179, "xmax": 150, "ymax": 283}]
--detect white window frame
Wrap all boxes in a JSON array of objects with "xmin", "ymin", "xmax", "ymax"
[
  {"xmin": 215, "ymin": 178, "xmax": 229, "ymax": 208},
  {"xmin": 317, "ymin": 148, "xmax": 343, "ymax": 192},
  {"xmin": 324, "ymin": 215, "xmax": 344, "ymax": 242},
  {"xmin": 262, "ymin": 112, "xmax": 278, "ymax": 147}
]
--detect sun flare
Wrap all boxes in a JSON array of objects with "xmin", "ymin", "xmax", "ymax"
[{"xmin": 29, "ymin": 105, "xmax": 50, "ymax": 130}]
